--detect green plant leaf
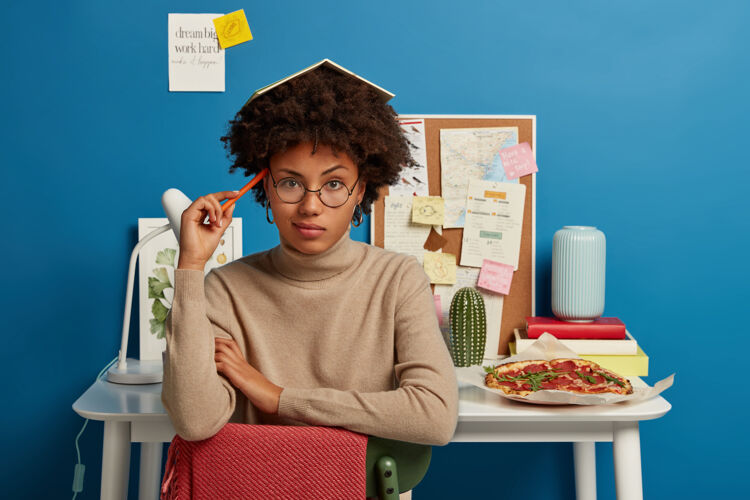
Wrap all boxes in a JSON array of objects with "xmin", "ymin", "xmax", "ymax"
[
  {"xmin": 150, "ymin": 318, "xmax": 165, "ymax": 339},
  {"xmin": 596, "ymin": 371, "xmax": 625, "ymax": 387},
  {"xmin": 156, "ymin": 248, "xmax": 177, "ymax": 267},
  {"xmin": 576, "ymin": 370, "xmax": 597, "ymax": 384},
  {"xmin": 152, "ymin": 298, "xmax": 170, "ymax": 322},
  {"xmin": 148, "ymin": 276, "xmax": 172, "ymax": 299},
  {"xmin": 153, "ymin": 267, "xmax": 170, "ymax": 284}
]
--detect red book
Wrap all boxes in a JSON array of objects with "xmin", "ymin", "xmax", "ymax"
[{"xmin": 525, "ymin": 317, "xmax": 627, "ymax": 339}]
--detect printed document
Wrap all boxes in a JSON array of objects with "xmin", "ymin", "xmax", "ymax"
[
  {"xmin": 168, "ymin": 14, "xmax": 225, "ymax": 92},
  {"xmin": 460, "ymin": 179, "xmax": 526, "ymax": 269},
  {"xmin": 440, "ymin": 127, "xmax": 518, "ymax": 228},
  {"xmin": 391, "ymin": 119, "xmax": 429, "ymax": 196}
]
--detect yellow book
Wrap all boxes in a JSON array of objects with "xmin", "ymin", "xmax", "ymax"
[{"xmin": 508, "ymin": 342, "xmax": 649, "ymax": 376}]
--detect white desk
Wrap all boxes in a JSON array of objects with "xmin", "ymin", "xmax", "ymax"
[{"xmin": 73, "ymin": 376, "xmax": 670, "ymax": 500}]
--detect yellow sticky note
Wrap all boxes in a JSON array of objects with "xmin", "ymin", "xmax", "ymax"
[
  {"xmin": 423, "ymin": 252, "xmax": 457, "ymax": 285},
  {"xmin": 412, "ymin": 196, "xmax": 444, "ymax": 226},
  {"xmin": 213, "ymin": 10, "xmax": 253, "ymax": 49}
]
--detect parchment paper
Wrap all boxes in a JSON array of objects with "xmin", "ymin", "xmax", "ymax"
[{"xmin": 456, "ymin": 332, "xmax": 675, "ymax": 405}]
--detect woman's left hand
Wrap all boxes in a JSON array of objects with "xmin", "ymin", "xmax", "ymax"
[{"xmin": 214, "ymin": 337, "xmax": 283, "ymax": 415}]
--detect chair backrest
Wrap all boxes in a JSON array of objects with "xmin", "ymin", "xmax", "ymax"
[{"xmin": 365, "ymin": 436, "xmax": 432, "ymax": 499}]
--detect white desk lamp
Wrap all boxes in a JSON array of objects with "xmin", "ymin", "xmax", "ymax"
[
  {"xmin": 106, "ymin": 169, "xmax": 268, "ymax": 384},
  {"xmin": 106, "ymin": 189, "xmax": 192, "ymax": 384}
]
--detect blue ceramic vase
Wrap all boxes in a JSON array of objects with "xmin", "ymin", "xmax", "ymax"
[{"xmin": 551, "ymin": 226, "xmax": 606, "ymax": 322}]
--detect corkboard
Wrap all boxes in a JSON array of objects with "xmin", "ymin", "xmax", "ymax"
[{"xmin": 371, "ymin": 115, "xmax": 536, "ymax": 355}]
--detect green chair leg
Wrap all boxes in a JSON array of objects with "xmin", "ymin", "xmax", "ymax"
[
  {"xmin": 365, "ymin": 436, "xmax": 432, "ymax": 499},
  {"xmin": 375, "ymin": 455, "xmax": 399, "ymax": 500}
]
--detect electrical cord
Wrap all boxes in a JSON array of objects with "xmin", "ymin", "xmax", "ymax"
[{"xmin": 72, "ymin": 356, "xmax": 118, "ymax": 499}]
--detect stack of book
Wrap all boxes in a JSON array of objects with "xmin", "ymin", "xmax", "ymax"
[{"xmin": 509, "ymin": 317, "xmax": 648, "ymax": 376}]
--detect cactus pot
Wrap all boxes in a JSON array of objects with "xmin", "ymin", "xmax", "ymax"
[{"xmin": 448, "ymin": 287, "xmax": 487, "ymax": 367}]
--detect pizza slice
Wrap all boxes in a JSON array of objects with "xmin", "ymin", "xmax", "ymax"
[{"xmin": 483, "ymin": 358, "xmax": 633, "ymax": 397}]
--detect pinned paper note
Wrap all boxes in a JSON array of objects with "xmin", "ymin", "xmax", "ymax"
[
  {"xmin": 499, "ymin": 142, "xmax": 538, "ymax": 180},
  {"xmin": 384, "ymin": 196, "xmax": 431, "ymax": 263},
  {"xmin": 433, "ymin": 295, "xmax": 443, "ymax": 326},
  {"xmin": 213, "ymin": 9, "xmax": 253, "ymax": 49},
  {"xmin": 412, "ymin": 196, "xmax": 444, "ymax": 225},
  {"xmin": 391, "ymin": 120, "xmax": 429, "ymax": 196},
  {"xmin": 461, "ymin": 179, "xmax": 526, "ymax": 269},
  {"xmin": 423, "ymin": 226, "xmax": 448, "ymax": 252},
  {"xmin": 477, "ymin": 259, "xmax": 514, "ymax": 295},
  {"xmin": 168, "ymin": 14, "xmax": 225, "ymax": 92},
  {"xmin": 423, "ymin": 252, "xmax": 457, "ymax": 284}
]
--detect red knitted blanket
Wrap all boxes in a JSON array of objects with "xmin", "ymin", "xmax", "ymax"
[{"xmin": 161, "ymin": 424, "xmax": 369, "ymax": 500}]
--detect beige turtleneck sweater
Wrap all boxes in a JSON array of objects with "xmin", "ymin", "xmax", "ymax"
[{"xmin": 161, "ymin": 228, "xmax": 459, "ymax": 446}]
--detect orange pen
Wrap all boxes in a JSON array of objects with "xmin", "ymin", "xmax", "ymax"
[{"xmin": 221, "ymin": 168, "xmax": 269, "ymax": 212}]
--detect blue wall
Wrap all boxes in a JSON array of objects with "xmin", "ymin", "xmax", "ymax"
[{"xmin": 2, "ymin": 1, "xmax": 747, "ymax": 498}]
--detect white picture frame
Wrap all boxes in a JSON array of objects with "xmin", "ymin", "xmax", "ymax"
[{"xmin": 137, "ymin": 217, "xmax": 243, "ymax": 360}]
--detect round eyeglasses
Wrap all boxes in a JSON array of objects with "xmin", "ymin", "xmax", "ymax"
[{"xmin": 269, "ymin": 170, "xmax": 361, "ymax": 208}]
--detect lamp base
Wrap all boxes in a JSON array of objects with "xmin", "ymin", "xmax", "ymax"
[{"xmin": 107, "ymin": 358, "xmax": 163, "ymax": 384}]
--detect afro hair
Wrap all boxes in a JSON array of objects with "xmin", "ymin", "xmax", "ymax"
[{"xmin": 220, "ymin": 65, "xmax": 415, "ymax": 214}]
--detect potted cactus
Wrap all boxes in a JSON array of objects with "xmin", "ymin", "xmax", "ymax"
[{"xmin": 448, "ymin": 287, "xmax": 487, "ymax": 367}]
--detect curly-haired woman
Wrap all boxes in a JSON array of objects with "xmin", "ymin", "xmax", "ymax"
[{"xmin": 161, "ymin": 62, "xmax": 459, "ymax": 448}]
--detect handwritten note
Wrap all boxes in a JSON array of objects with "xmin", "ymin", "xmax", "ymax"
[
  {"xmin": 412, "ymin": 196, "xmax": 444, "ymax": 225},
  {"xmin": 498, "ymin": 142, "xmax": 538, "ymax": 180},
  {"xmin": 384, "ymin": 196, "xmax": 431, "ymax": 264},
  {"xmin": 477, "ymin": 259, "xmax": 514, "ymax": 295},
  {"xmin": 168, "ymin": 14, "xmax": 225, "ymax": 92},
  {"xmin": 213, "ymin": 9, "xmax": 253, "ymax": 49},
  {"xmin": 423, "ymin": 252, "xmax": 457, "ymax": 284}
]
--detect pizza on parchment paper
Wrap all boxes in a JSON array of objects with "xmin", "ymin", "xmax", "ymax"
[{"xmin": 483, "ymin": 358, "xmax": 633, "ymax": 397}]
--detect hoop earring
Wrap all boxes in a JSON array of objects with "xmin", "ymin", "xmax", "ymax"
[
  {"xmin": 265, "ymin": 199, "xmax": 274, "ymax": 224},
  {"xmin": 351, "ymin": 204, "xmax": 363, "ymax": 227}
]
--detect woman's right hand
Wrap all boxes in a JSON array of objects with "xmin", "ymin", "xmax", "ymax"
[{"xmin": 177, "ymin": 191, "xmax": 239, "ymax": 271}]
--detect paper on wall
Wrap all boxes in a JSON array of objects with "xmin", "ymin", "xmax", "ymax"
[
  {"xmin": 213, "ymin": 9, "xmax": 253, "ymax": 49},
  {"xmin": 434, "ymin": 266, "xmax": 504, "ymax": 360},
  {"xmin": 477, "ymin": 259, "xmax": 514, "ymax": 295},
  {"xmin": 423, "ymin": 252, "xmax": 457, "ymax": 284},
  {"xmin": 460, "ymin": 179, "xmax": 526, "ymax": 270},
  {"xmin": 498, "ymin": 142, "xmax": 538, "ymax": 180},
  {"xmin": 440, "ymin": 127, "xmax": 519, "ymax": 228},
  {"xmin": 391, "ymin": 119, "xmax": 429, "ymax": 196},
  {"xmin": 412, "ymin": 196, "xmax": 444, "ymax": 226},
  {"xmin": 168, "ymin": 14, "xmax": 225, "ymax": 92},
  {"xmin": 384, "ymin": 196, "xmax": 431, "ymax": 264}
]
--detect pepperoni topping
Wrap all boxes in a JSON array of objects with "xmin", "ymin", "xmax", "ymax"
[
  {"xmin": 554, "ymin": 376, "xmax": 576, "ymax": 386},
  {"xmin": 550, "ymin": 360, "xmax": 577, "ymax": 372},
  {"xmin": 525, "ymin": 364, "xmax": 547, "ymax": 373}
]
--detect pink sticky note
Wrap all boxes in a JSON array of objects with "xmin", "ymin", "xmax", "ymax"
[
  {"xmin": 433, "ymin": 295, "xmax": 442, "ymax": 326},
  {"xmin": 477, "ymin": 259, "xmax": 514, "ymax": 295},
  {"xmin": 499, "ymin": 142, "xmax": 538, "ymax": 180}
]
